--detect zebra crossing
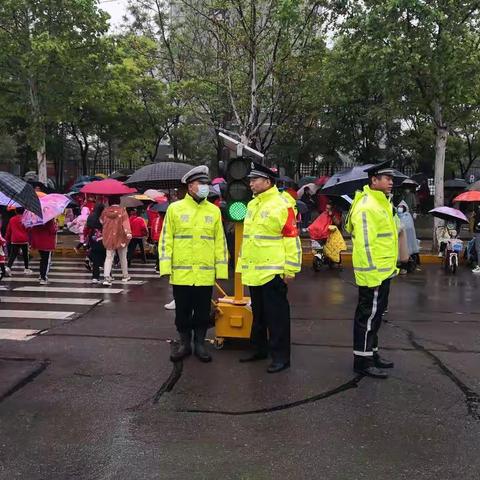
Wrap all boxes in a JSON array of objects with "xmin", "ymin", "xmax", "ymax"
[{"xmin": 0, "ymin": 257, "xmax": 160, "ymax": 342}]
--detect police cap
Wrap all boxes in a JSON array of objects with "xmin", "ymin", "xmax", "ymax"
[
  {"xmin": 364, "ymin": 160, "xmax": 396, "ymax": 177},
  {"xmin": 247, "ymin": 161, "xmax": 279, "ymax": 180},
  {"xmin": 181, "ymin": 165, "xmax": 210, "ymax": 184}
]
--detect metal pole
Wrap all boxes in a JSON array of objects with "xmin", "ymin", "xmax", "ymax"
[{"xmin": 234, "ymin": 222, "xmax": 244, "ymax": 302}]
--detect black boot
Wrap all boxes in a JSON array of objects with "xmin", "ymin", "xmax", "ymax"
[
  {"xmin": 194, "ymin": 328, "xmax": 212, "ymax": 363},
  {"xmin": 170, "ymin": 331, "xmax": 192, "ymax": 362},
  {"xmin": 373, "ymin": 352, "xmax": 394, "ymax": 369},
  {"xmin": 353, "ymin": 355, "xmax": 388, "ymax": 379}
]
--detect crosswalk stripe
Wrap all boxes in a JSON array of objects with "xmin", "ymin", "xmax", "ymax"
[
  {"xmin": 14, "ymin": 286, "xmax": 124, "ymax": 294},
  {"xmin": 0, "ymin": 297, "xmax": 101, "ymax": 306},
  {"xmin": 12, "ymin": 266, "xmax": 156, "ymax": 272},
  {"xmin": 10, "ymin": 268, "xmax": 157, "ymax": 275},
  {"xmin": 9, "ymin": 271, "xmax": 159, "ymax": 279},
  {"xmin": 2, "ymin": 278, "xmax": 145, "ymax": 285},
  {"xmin": 0, "ymin": 329, "xmax": 39, "ymax": 341},
  {"xmin": 0, "ymin": 310, "xmax": 75, "ymax": 319}
]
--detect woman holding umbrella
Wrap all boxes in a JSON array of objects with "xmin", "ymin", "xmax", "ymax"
[
  {"xmin": 30, "ymin": 219, "xmax": 57, "ymax": 284},
  {"xmin": 85, "ymin": 203, "xmax": 106, "ymax": 284},
  {"xmin": 100, "ymin": 195, "xmax": 132, "ymax": 286}
]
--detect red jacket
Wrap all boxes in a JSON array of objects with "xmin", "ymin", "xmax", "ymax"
[
  {"xmin": 150, "ymin": 214, "xmax": 164, "ymax": 242},
  {"xmin": 29, "ymin": 220, "xmax": 57, "ymax": 251},
  {"xmin": 129, "ymin": 215, "xmax": 148, "ymax": 238},
  {"xmin": 5, "ymin": 215, "xmax": 29, "ymax": 244}
]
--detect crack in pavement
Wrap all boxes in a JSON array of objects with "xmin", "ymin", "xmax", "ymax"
[
  {"xmin": 179, "ymin": 375, "xmax": 364, "ymax": 416},
  {"xmin": 0, "ymin": 359, "xmax": 50, "ymax": 404},
  {"xmin": 391, "ymin": 323, "xmax": 480, "ymax": 421}
]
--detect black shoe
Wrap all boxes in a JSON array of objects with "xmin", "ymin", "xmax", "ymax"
[
  {"xmin": 239, "ymin": 352, "xmax": 268, "ymax": 363},
  {"xmin": 373, "ymin": 354, "xmax": 394, "ymax": 369},
  {"xmin": 354, "ymin": 366, "xmax": 388, "ymax": 379},
  {"xmin": 267, "ymin": 361, "xmax": 290, "ymax": 373},
  {"xmin": 193, "ymin": 328, "xmax": 212, "ymax": 363},
  {"xmin": 170, "ymin": 332, "xmax": 192, "ymax": 362}
]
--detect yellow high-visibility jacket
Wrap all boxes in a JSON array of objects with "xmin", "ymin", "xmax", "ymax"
[
  {"xmin": 237, "ymin": 185, "xmax": 302, "ymax": 286},
  {"xmin": 345, "ymin": 185, "xmax": 398, "ymax": 287},
  {"xmin": 158, "ymin": 194, "xmax": 228, "ymax": 286}
]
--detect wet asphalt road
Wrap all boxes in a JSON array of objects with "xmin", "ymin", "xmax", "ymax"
[{"xmin": 1, "ymin": 263, "xmax": 480, "ymax": 479}]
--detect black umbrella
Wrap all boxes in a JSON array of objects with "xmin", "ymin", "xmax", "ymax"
[
  {"xmin": 125, "ymin": 162, "xmax": 193, "ymax": 190},
  {"xmin": 0, "ymin": 172, "xmax": 42, "ymax": 218},
  {"xmin": 110, "ymin": 168, "xmax": 134, "ymax": 181},
  {"xmin": 444, "ymin": 178, "xmax": 467, "ymax": 189},
  {"xmin": 321, "ymin": 164, "xmax": 408, "ymax": 196},
  {"xmin": 151, "ymin": 202, "xmax": 170, "ymax": 213}
]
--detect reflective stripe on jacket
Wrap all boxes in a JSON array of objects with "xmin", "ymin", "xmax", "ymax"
[
  {"xmin": 346, "ymin": 185, "xmax": 398, "ymax": 287},
  {"xmin": 158, "ymin": 194, "xmax": 228, "ymax": 286},
  {"xmin": 237, "ymin": 185, "xmax": 302, "ymax": 286}
]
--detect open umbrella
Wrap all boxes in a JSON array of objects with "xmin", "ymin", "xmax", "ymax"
[
  {"xmin": 321, "ymin": 165, "xmax": 408, "ymax": 196},
  {"xmin": 80, "ymin": 179, "xmax": 137, "ymax": 195},
  {"xmin": 444, "ymin": 178, "xmax": 467, "ymax": 189},
  {"xmin": 144, "ymin": 189, "xmax": 167, "ymax": 202},
  {"xmin": 109, "ymin": 168, "xmax": 134, "ymax": 181},
  {"xmin": 212, "ymin": 177, "xmax": 226, "ymax": 185},
  {"xmin": 401, "ymin": 178, "xmax": 419, "ymax": 187},
  {"xmin": 298, "ymin": 176, "xmax": 316, "ymax": 187},
  {"xmin": 125, "ymin": 162, "xmax": 193, "ymax": 190},
  {"xmin": 22, "ymin": 194, "xmax": 70, "ymax": 227},
  {"xmin": 151, "ymin": 202, "xmax": 170, "ymax": 213},
  {"xmin": 297, "ymin": 183, "xmax": 321, "ymax": 198},
  {"xmin": 120, "ymin": 196, "xmax": 143, "ymax": 208},
  {"xmin": 453, "ymin": 191, "xmax": 480, "ymax": 202},
  {"xmin": 429, "ymin": 206, "xmax": 468, "ymax": 224},
  {"xmin": 0, "ymin": 192, "xmax": 21, "ymax": 208},
  {"xmin": 0, "ymin": 172, "xmax": 42, "ymax": 218},
  {"xmin": 467, "ymin": 180, "xmax": 480, "ymax": 191}
]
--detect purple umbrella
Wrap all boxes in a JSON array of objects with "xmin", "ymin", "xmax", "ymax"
[
  {"xmin": 429, "ymin": 207, "xmax": 468, "ymax": 224},
  {"xmin": 22, "ymin": 194, "xmax": 70, "ymax": 228}
]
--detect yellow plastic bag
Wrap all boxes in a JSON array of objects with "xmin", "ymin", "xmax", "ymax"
[{"xmin": 324, "ymin": 227, "xmax": 347, "ymax": 263}]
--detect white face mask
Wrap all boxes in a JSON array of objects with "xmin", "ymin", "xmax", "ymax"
[{"xmin": 196, "ymin": 184, "xmax": 210, "ymax": 199}]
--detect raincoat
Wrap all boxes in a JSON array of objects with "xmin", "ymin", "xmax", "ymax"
[
  {"xmin": 397, "ymin": 201, "xmax": 419, "ymax": 256},
  {"xmin": 158, "ymin": 194, "xmax": 228, "ymax": 286},
  {"xmin": 346, "ymin": 185, "xmax": 398, "ymax": 287}
]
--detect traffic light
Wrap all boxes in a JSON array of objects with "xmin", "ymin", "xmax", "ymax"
[{"xmin": 225, "ymin": 156, "xmax": 252, "ymax": 222}]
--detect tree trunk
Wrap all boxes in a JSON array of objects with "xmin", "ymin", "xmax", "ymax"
[
  {"xmin": 432, "ymin": 102, "xmax": 448, "ymax": 250},
  {"xmin": 37, "ymin": 139, "xmax": 47, "ymax": 185}
]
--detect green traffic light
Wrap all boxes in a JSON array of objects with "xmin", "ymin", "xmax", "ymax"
[{"xmin": 227, "ymin": 201, "xmax": 248, "ymax": 221}]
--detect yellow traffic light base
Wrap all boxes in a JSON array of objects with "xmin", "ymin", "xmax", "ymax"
[{"xmin": 213, "ymin": 222, "xmax": 252, "ymax": 348}]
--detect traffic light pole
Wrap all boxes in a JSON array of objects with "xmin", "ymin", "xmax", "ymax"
[{"xmin": 234, "ymin": 222, "xmax": 245, "ymax": 303}]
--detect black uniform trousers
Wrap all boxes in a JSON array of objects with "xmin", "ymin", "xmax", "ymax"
[
  {"xmin": 249, "ymin": 275, "xmax": 291, "ymax": 363},
  {"xmin": 172, "ymin": 285, "xmax": 213, "ymax": 333},
  {"xmin": 353, "ymin": 278, "xmax": 391, "ymax": 364}
]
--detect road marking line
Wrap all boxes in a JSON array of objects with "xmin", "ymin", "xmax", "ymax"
[
  {"xmin": 0, "ymin": 329, "xmax": 39, "ymax": 341},
  {"xmin": 9, "ymin": 272, "xmax": 159, "ymax": 279},
  {"xmin": 0, "ymin": 297, "xmax": 101, "ymax": 306},
  {"xmin": 14, "ymin": 287, "xmax": 124, "ymax": 294},
  {"xmin": 3, "ymin": 278, "xmax": 145, "ymax": 285},
  {"xmin": 0, "ymin": 310, "xmax": 75, "ymax": 320},
  {"xmin": 13, "ymin": 266, "xmax": 155, "ymax": 272}
]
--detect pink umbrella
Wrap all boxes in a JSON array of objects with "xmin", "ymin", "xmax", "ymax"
[
  {"xmin": 212, "ymin": 177, "xmax": 226, "ymax": 185},
  {"xmin": 80, "ymin": 179, "xmax": 137, "ymax": 195},
  {"xmin": 22, "ymin": 194, "xmax": 70, "ymax": 228}
]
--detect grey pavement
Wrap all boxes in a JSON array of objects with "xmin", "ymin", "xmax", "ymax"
[{"xmin": 0, "ymin": 259, "xmax": 480, "ymax": 479}]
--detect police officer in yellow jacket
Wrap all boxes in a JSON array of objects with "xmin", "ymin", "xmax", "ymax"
[
  {"xmin": 158, "ymin": 166, "xmax": 228, "ymax": 363},
  {"xmin": 345, "ymin": 161, "xmax": 398, "ymax": 379},
  {"xmin": 237, "ymin": 162, "xmax": 302, "ymax": 373}
]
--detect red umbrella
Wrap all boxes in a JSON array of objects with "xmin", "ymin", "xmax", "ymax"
[
  {"xmin": 315, "ymin": 175, "xmax": 330, "ymax": 186},
  {"xmin": 453, "ymin": 191, "xmax": 480, "ymax": 202},
  {"xmin": 80, "ymin": 179, "xmax": 137, "ymax": 195}
]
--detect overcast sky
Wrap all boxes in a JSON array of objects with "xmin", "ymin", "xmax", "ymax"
[{"xmin": 98, "ymin": 0, "xmax": 130, "ymax": 30}]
